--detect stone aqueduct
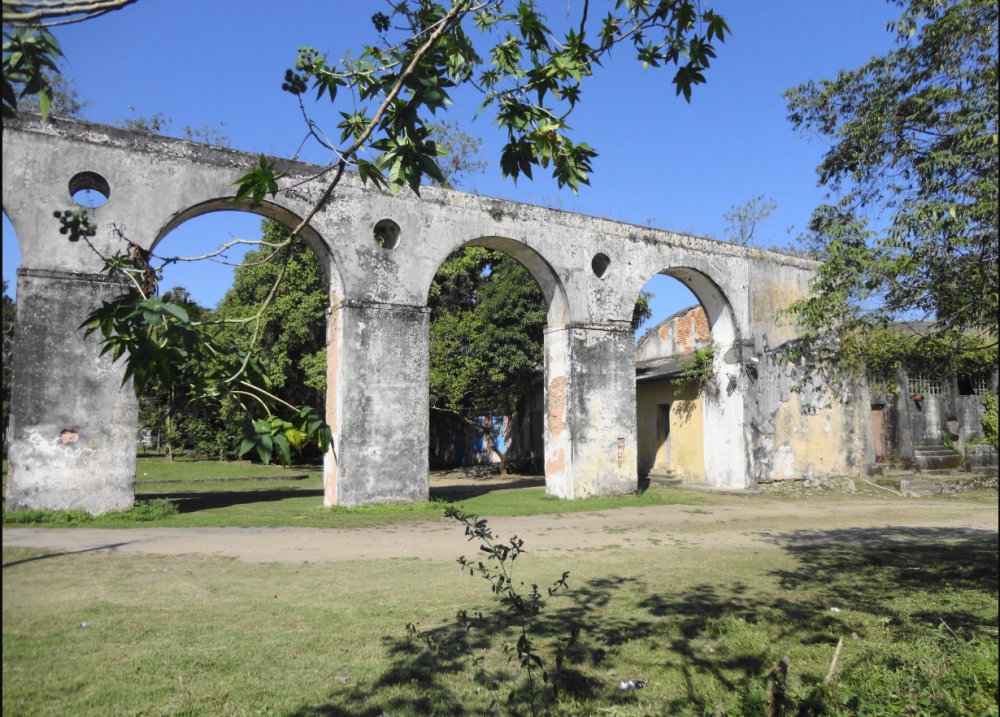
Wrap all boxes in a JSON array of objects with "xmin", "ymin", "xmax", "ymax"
[{"xmin": 3, "ymin": 116, "xmax": 871, "ymax": 513}]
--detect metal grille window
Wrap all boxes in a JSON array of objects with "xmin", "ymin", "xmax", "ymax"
[
  {"xmin": 971, "ymin": 374, "xmax": 991, "ymax": 396},
  {"xmin": 908, "ymin": 374, "xmax": 942, "ymax": 395}
]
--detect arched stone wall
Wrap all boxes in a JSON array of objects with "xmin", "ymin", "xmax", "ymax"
[{"xmin": 3, "ymin": 115, "xmax": 861, "ymax": 512}]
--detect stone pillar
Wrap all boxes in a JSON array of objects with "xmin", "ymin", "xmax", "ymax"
[
  {"xmin": 324, "ymin": 300, "xmax": 429, "ymax": 506},
  {"xmin": 702, "ymin": 344, "xmax": 751, "ymax": 488},
  {"xmin": 6, "ymin": 269, "xmax": 137, "ymax": 514},
  {"xmin": 896, "ymin": 367, "xmax": 915, "ymax": 463},
  {"xmin": 544, "ymin": 323, "xmax": 637, "ymax": 499}
]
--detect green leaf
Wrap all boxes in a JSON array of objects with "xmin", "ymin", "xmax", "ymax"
[{"xmin": 272, "ymin": 433, "xmax": 292, "ymax": 466}]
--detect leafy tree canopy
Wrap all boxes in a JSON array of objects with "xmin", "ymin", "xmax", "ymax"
[{"xmin": 783, "ymin": 0, "xmax": 998, "ymax": 372}]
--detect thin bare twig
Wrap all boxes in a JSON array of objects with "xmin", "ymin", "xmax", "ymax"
[
  {"xmin": 823, "ymin": 638, "xmax": 844, "ymax": 685},
  {"xmin": 2, "ymin": 0, "xmax": 138, "ymax": 26}
]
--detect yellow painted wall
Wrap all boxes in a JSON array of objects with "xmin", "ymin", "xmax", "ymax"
[
  {"xmin": 636, "ymin": 380, "xmax": 704, "ymax": 482},
  {"xmin": 767, "ymin": 394, "xmax": 861, "ymax": 480}
]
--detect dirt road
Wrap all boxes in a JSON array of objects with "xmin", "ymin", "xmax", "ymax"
[{"xmin": 4, "ymin": 496, "xmax": 995, "ymax": 563}]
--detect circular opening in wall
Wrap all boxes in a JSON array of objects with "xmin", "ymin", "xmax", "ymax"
[
  {"xmin": 591, "ymin": 252, "xmax": 611, "ymax": 280},
  {"xmin": 69, "ymin": 171, "xmax": 111, "ymax": 208},
  {"xmin": 373, "ymin": 219, "xmax": 401, "ymax": 249}
]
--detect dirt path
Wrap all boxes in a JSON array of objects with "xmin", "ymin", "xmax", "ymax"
[{"xmin": 4, "ymin": 497, "xmax": 996, "ymax": 563}]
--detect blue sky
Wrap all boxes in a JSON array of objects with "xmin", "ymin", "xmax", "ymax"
[{"xmin": 3, "ymin": 0, "xmax": 901, "ymax": 327}]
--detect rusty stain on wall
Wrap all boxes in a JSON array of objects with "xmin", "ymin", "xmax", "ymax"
[
  {"xmin": 546, "ymin": 448, "xmax": 565, "ymax": 474},
  {"xmin": 547, "ymin": 376, "xmax": 567, "ymax": 436}
]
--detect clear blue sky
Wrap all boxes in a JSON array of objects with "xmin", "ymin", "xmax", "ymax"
[{"xmin": 3, "ymin": 0, "xmax": 901, "ymax": 328}]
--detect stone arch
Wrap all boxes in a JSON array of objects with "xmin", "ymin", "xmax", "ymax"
[
  {"xmin": 153, "ymin": 197, "xmax": 342, "ymax": 299},
  {"xmin": 633, "ymin": 266, "xmax": 748, "ymax": 488},
  {"xmin": 425, "ymin": 235, "xmax": 568, "ymax": 328},
  {"xmin": 154, "ymin": 197, "xmax": 348, "ymax": 504},
  {"xmin": 423, "ymin": 235, "xmax": 568, "ymax": 477}
]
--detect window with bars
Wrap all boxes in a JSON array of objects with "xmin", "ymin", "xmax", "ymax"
[
  {"xmin": 907, "ymin": 374, "xmax": 942, "ymax": 395},
  {"xmin": 970, "ymin": 374, "xmax": 991, "ymax": 396}
]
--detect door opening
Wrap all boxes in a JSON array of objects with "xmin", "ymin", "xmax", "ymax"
[{"xmin": 655, "ymin": 403, "xmax": 671, "ymax": 467}]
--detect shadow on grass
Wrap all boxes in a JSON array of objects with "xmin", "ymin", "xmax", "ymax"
[
  {"xmin": 140, "ymin": 480, "xmax": 549, "ymax": 513},
  {"xmin": 3, "ymin": 542, "xmax": 135, "ymax": 569},
  {"xmin": 283, "ymin": 525, "xmax": 998, "ymax": 716},
  {"xmin": 138, "ymin": 489, "xmax": 325, "ymax": 512},
  {"xmin": 429, "ymin": 478, "xmax": 546, "ymax": 501}
]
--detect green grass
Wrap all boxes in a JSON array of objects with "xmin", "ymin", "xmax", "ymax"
[
  {"xmin": 2, "ymin": 486, "xmax": 701, "ymax": 528},
  {"xmin": 134, "ymin": 456, "xmax": 303, "ymax": 484},
  {"xmin": 5, "ymin": 454, "xmax": 704, "ymax": 528},
  {"xmin": 3, "ymin": 521, "xmax": 996, "ymax": 716},
  {"xmin": 2, "ymin": 499, "xmax": 179, "ymax": 526}
]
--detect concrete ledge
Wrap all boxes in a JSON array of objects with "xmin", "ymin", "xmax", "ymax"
[{"xmin": 876, "ymin": 474, "xmax": 998, "ymax": 496}]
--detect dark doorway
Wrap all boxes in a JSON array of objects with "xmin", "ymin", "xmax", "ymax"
[{"xmin": 656, "ymin": 403, "xmax": 671, "ymax": 468}]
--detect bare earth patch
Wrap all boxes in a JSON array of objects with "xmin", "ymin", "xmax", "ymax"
[{"xmin": 4, "ymin": 494, "xmax": 995, "ymax": 563}]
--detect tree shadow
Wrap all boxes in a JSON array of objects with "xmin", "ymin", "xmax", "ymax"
[
  {"xmin": 282, "ymin": 526, "xmax": 998, "ymax": 715},
  {"xmin": 430, "ymin": 477, "xmax": 546, "ymax": 501},
  {"xmin": 2, "ymin": 542, "xmax": 135, "ymax": 569},
  {"xmin": 138, "ymin": 489, "xmax": 324, "ymax": 512}
]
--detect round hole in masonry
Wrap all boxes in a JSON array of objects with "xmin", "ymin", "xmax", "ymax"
[
  {"xmin": 591, "ymin": 252, "xmax": 611, "ymax": 280},
  {"xmin": 69, "ymin": 171, "xmax": 111, "ymax": 208},
  {"xmin": 373, "ymin": 219, "xmax": 401, "ymax": 249}
]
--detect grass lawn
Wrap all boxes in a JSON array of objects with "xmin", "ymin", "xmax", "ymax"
[
  {"xmin": 134, "ymin": 456, "xmax": 305, "ymax": 484},
  {"xmin": 3, "ymin": 457, "xmax": 706, "ymax": 529},
  {"xmin": 3, "ymin": 518, "xmax": 997, "ymax": 716}
]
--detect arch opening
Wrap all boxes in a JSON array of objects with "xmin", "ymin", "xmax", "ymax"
[
  {"xmin": 425, "ymin": 238, "xmax": 563, "ymax": 480},
  {"xmin": 2, "ymin": 210, "xmax": 20, "ymax": 301},
  {"xmin": 153, "ymin": 198, "xmax": 341, "ymax": 298},
  {"xmin": 633, "ymin": 267, "xmax": 746, "ymax": 488},
  {"xmin": 426, "ymin": 236, "xmax": 568, "ymax": 328},
  {"xmin": 139, "ymin": 201, "xmax": 341, "ymax": 467},
  {"xmin": 2, "ymin": 211, "xmax": 19, "ymax": 458}
]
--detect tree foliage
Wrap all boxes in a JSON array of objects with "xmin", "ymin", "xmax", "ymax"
[
  {"xmin": 212, "ymin": 221, "xmax": 329, "ymax": 416},
  {"xmin": 1, "ymin": 24, "xmax": 60, "ymax": 120},
  {"xmin": 783, "ymin": 0, "xmax": 998, "ymax": 370},
  {"xmin": 275, "ymin": 0, "xmax": 728, "ymax": 197},
  {"xmin": 428, "ymin": 118, "xmax": 488, "ymax": 189},
  {"xmin": 19, "ymin": 70, "xmax": 86, "ymax": 118},
  {"xmin": 723, "ymin": 194, "xmax": 776, "ymax": 247},
  {"xmin": 80, "ymin": 225, "xmax": 330, "ymax": 465},
  {"xmin": 429, "ymin": 247, "xmax": 546, "ymax": 473}
]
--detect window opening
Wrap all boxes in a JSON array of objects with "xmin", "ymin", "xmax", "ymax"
[{"xmin": 907, "ymin": 374, "xmax": 942, "ymax": 396}]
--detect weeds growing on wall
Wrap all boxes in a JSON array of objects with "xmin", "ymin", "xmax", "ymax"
[{"xmin": 675, "ymin": 341, "xmax": 718, "ymax": 397}]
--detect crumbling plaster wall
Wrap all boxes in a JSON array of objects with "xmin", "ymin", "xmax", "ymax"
[
  {"xmin": 3, "ymin": 115, "xmax": 865, "ymax": 510},
  {"xmin": 635, "ymin": 305, "xmax": 711, "ymax": 362},
  {"xmin": 745, "ymin": 260, "xmax": 874, "ymax": 482}
]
